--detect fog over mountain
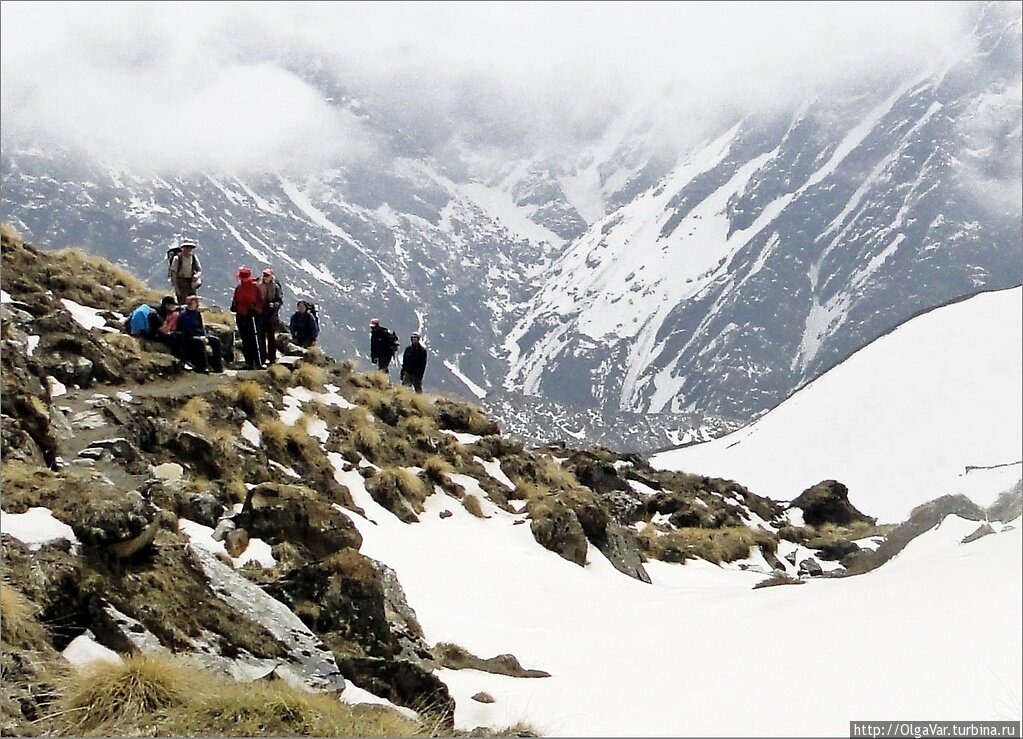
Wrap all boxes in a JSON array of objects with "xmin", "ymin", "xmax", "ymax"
[
  {"xmin": 2, "ymin": 1, "xmax": 1019, "ymax": 450},
  {"xmin": 0, "ymin": 2, "xmax": 980, "ymax": 171}
]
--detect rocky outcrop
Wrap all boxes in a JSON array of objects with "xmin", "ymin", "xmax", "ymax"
[
  {"xmin": 790, "ymin": 480, "xmax": 875, "ymax": 527},
  {"xmin": 264, "ymin": 548, "xmax": 452, "ymax": 715},
  {"xmin": 433, "ymin": 642, "xmax": 551, "ymax": 678},
  {"xmin": 527, "ymin": 495, "xmax": 588, "ymax": 566},
  {"xmin": 843, "ymin": 495, "xmax": 984, "ymax": 576}
]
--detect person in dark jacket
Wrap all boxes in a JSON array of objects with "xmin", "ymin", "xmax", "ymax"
[
  {"xmin": 178, "ymin": 295, "xmax": 223, "ymax": 373},
  {"xmin": 400, "ymin": 332, "xmax": 428, "ymax": 393},
  {"xmin": 231, "ymin": 266, "xmax": 264, "ymax": 370},
  {"xmin": 256, "ymin": 268, "xmax": 283, "ymax": 365},
  {"xmin": 369, "ymin": 317, "xmax": 397, "ymax": 374},
  {"xmin": 289, "ymin": 300, "xmax": 319, "ymax": 348}
]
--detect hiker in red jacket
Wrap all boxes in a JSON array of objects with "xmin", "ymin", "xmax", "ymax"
[{"xmin": 231, "ymin": 266, "xmax": 264, "ymax": 369}]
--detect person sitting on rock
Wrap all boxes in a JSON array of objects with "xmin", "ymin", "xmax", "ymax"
[
  {"xmin": 129, "ymin": 296, "xmax": 186, "ymax": 359},
  {"xmin": 177, "ymin": 295, "xmax": 224, "ymax": 373}
]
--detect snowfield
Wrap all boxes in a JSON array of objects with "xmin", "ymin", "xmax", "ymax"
[
  {"xmin": 651, "ymin": 287, "xmax": 1023, "ymax": 524},
  {"xmin": 333, "ymin": 455, "xmax": 1021, "ymax": 737}
]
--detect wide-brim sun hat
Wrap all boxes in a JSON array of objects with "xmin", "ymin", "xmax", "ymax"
[{"xmin": 236, "ymin": 267, "xmax": 252, "ymax": 280}]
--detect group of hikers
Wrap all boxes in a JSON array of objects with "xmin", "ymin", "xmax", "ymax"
[{"xmin": 131, "ymin": 238, "xmax": 427, "ymax": 390}]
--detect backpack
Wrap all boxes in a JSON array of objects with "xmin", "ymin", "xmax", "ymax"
[
  {"xmin": 167, "ymin": 245, "xmax": 201, "ymax": 277},
  {"xmin": 305, "ymin": 302, "xmax": 320, "ymax": 327},
  {"xmin": 127, "ymin": 304, "xmax": 154, "ymax": 336},
  {"xmin": 387, "ymin": 329, "xmax": 399, "ymax": 351}
]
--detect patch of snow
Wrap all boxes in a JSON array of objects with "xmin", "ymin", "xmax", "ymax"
[
  {"xmin": 63, "ymin": 631, "xmax": 123, "ymax": 668},
  {"xmin": 26, "ymin": 335, "xmax": 40, "ymax": 356},
  {"xmin": 475, "ymin": 457, "xmax": 515, "ymax": 491},
  {"xmin": 0, "ymin": 507, "xmax": 78, "ymax": 551},
  {"xmin": 241, "ymin": 420, "xmax": 261, "ymax": 446},
  {"xmin": 178, "ymin": 518, "xmax": 276, "ymax": 569},
  {"xmin": 443, "ymin": 360, "xmax": 487, "ymax": 399},
  {"xmin": 341, "ymin": 683, "xmax": 418, "ymax": 720},
  {"xmin": 60, "ymin": 298, "xmax": 107, "ymax": 331},
  {"xmin": 441, "ymin": 429, "xmax": 482, "ymax": 445}
]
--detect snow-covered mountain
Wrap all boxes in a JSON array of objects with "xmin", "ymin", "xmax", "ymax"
[
  {"xmin": 652, "ymin": 287, "xmax": 1023, "ymax": 524},
  {"xmin": 1, "ymin": 2, "xmax": 1019, "ymax": 447}
]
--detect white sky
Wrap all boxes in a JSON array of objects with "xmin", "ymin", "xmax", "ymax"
[{"xmin": 0, "ymin": 1, "xmax": 981, "ymax": 173}]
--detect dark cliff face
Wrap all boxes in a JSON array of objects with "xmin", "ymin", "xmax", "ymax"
[{"xmin": 2, "ymin": 5, "xmax": 1019, "ymax": 440}]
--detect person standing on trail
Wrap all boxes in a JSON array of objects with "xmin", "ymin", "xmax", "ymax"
[
  {"xmin": 256, "ymin": 268, "xmax": 283, "ymax": 365},
  {"xmin": 289, "ymin": 300, "xmax": 319, "ymax": 349},
  {"xmin": 369, "ymin": 317, "xmax": 398, "ymax": 374},
  {"xmin": 231, "ymin": 267, "xmax": 264, "ymax": 370},
  {"xmin": 167, "ymin": 240, "xmax": 202, "ymax": 305},
  {"xmin": 400, "ymin": 332, "xmax": 428, "ymax": 393},
  {"xmin": 178, "ymin": 295, "xmax": 224, "ymax": 373}
]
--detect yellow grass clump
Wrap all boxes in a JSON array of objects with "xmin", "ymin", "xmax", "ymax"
[
  {"xmin": 0, "ymin": 584, "xmax": 43, "ymax": 647},
  {"xmin": 461, "ymin": 494, "xmax": 485, "ymax": 518},
  {"xmin": 293, "ymin": 362, "xmax": 327, "ymax": 391},
  {"xmin": 267, "ymin": 363, "xmax": 292, "ymax": 386},
  {"xmin": 398, "ymin": 414, "xmax": 434, "ymax": 438},
  {"xmin": 235, "ymin": 380, "xmax": 264, "ymax": 417},
  {"xmin": 175, "ymin": 397, "xmax": 211, "ymax": 430},
  {"xmin": 536, "ymin": 456, "xmax": 578, "ymax": 491},
  {"xmin": 350, "ymin": 410, "xmax": 382, "ymax": 455},
  {"xmin": 640, "ymin": 525, "xmax": 777, "ymax": 565},
  {"xmin": 350, "ymin": 370, "xmax": 390, "ymax": 390},
  {"xmin": 47, "ymin": 653, "xmax": 428, "ymax": 737},
  {"xmin": 258, "ymin": 418, "xmax": 290, "ymax": 452},
  {"xmin": 393, "ymin": 386, "xmax": 434, "ymax": 417},
  {"xmin": 420, "ymin": 455, "xmax": 454, "ymax": 483}
]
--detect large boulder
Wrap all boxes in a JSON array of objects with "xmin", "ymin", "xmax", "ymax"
[
  {"xmin": 527, "ymin": 495, "xmax": 588, "ymax": 567},
  {"xmin": 789, "ymin": 480, "xmax": 875, "ymax": 527},
  {"xmin": 233, "ymin": 483, "xmax": 362, "ymax": 562},
  {"xmin": 265, "ymin": 548, "xmax": 452, "ymax": 716},
  {"xmin": 72, "ymin": 489, "xmax": 162, "ymax": 559}
]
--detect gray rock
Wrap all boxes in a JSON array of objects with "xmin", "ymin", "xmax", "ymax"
[
  {"xmin": 798, "ymin": 558, "xmax": 823, "ymax": 577},
  {"xmin": 961, "ymin": 522, "xmax": 995, "ymax": 544},
  {"xmin": 189, "ymin": 546, "xmax": 346, "ymax": 693},
  {"xmin": 89, "ymin": 437, "xmax": 142, "ymax": 462}
]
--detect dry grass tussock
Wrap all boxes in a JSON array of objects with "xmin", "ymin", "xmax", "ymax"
[
  {"xmin": 399, "ymin": 414, "xmax": 434, "ymax": 437},
  {"xmin": 461, "ymin": 494, "xmax": 485, "ymax": 518},
  {"xmin": 367, "ymin": 467, "xmax": 429, "ymax": 520},
  {"xmin": 536, "ymin": 456, "xmax": 578, "ymax": 491},
  {"xmin": 1, "ymin": 584, "xmax": 47, "ymax": 648},
  {"xmin": 175, "ymin": 397, "xmax": 211, "ymax": 430},
  {"xmin": 293, "ymin": 362, "xmax": 327, "ymax": 390},
  {"xmin": 350, "ymin": 409, "xmax": 382, "ymax": 455},
  {"xmin": 350, "ymin": 369, "xmax": 390, "ymax": 390},
  {"xmin": 304, "ymin": 345, "xmax": 328, "ymax": 366},
  {"xmin": 421, "ymin": 455, "xmax": 454, "ymax": 483},
  {"xmin": 267, "ymin": 362, "xmax": 291, "ymax": 386},
  {"xmin": 393, "ymin": 386, "xmax": 434, "ymax": 417},
  {"xmin": 58, "ymin": 247, "xmax": 152, "ymax": 296},
  {"xmin": 639, "ymin": 525, "xmax": 778, "ymax": 565},
  {"xmin": 46, "ymin": 654, "xmax": 427, "ymax": 737},
  {"xmin": 234, "ymin": 380, "xmax": 264, "ymax": 417}
]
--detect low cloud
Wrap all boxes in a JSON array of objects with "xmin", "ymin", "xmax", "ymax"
[{"xmin": 0, "ymin": 1, "xmax": 988, "ymax": 173}]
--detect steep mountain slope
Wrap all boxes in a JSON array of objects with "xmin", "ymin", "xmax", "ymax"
[
  {"xmin": 505, "ymin": 3, "xmax": 1022, "ymax": 419},
  {"xmin": 2, "ymin": 3, "xmax": 1019, "ymax": 446},
  {"xmin": 651, "ymin": 287, "xmax": 1023, "ymax": 524}
]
